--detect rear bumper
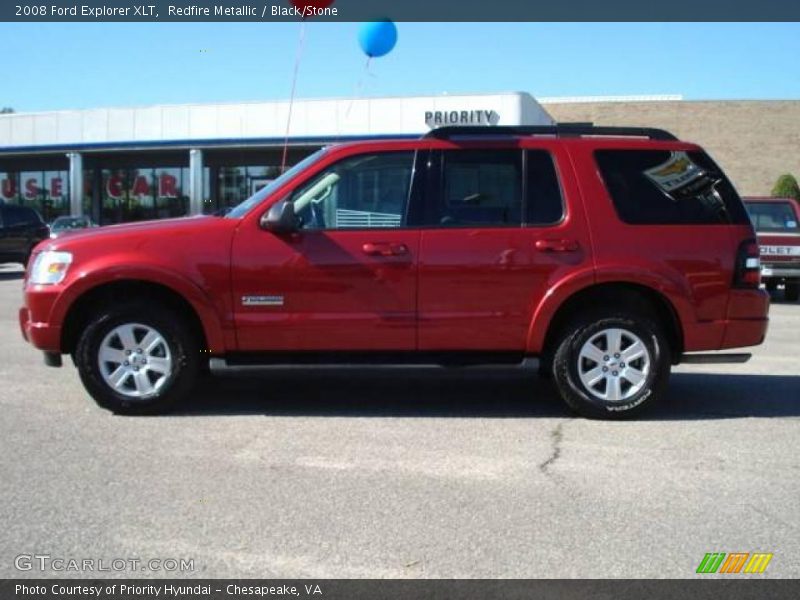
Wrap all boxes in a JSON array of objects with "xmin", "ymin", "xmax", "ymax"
[
  {"xmin": 719, "ymin": 288, "xmax": 769, "ymax": 349},
  {"xmin": 720, "ymin": 316, "xmax": 768, "ymax": 349}
]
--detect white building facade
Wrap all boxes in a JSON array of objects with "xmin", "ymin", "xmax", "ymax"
[{"xmin": 0, "ymin": 93, "xmax": 553, "ymax": 223}]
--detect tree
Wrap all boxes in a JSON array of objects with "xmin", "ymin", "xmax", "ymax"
[
  {"xmin": 771, "ymin": 174, "xmax": 800, "ymax": 201},
  {"xmin": 0, "ymin": 107, "xmax": 13, "ymax": 114}
]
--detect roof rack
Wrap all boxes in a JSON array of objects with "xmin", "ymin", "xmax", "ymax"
[{"xmin": 423, "ymin": 123, "xmax": 678, "ymax": 141}]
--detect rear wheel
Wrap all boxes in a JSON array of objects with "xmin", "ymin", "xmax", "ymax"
[
  {"xmin": 552, "ymin": 312, "xmax": 670, "ymax": 419},
  {"xmin": 75, "ymin": 302, "xmax": 199, "ymax": 414},
  {"xmin": 786, "ymin": 283, "xmax": 799, "ymax": 302}
]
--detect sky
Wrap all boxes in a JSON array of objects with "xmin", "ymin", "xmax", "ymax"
[{"xmin": 3, "ymin": 22, "xmax": 800, "ymax": 112}]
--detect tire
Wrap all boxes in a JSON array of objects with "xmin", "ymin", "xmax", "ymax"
[
  {"xmin": 552, "ymin": 311, "xmax": 670, "ymax": 419},
  {"xmin": 75, "ymin": 302, "xmax": 199, "ymax": 415},
  {"xmin": 22, "ymin": 245, "xmax": 36, "ymax": 268},
  {"xmin": 785, "ymin": 283, "xmax": 799, "ymax": 302}
]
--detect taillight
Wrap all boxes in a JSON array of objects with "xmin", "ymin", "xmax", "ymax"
[{"xmin": 734, "ymin": 239, "xmax": 761, "ymax": 289}]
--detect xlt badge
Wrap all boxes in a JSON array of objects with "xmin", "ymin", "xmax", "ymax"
[{"xmin": 242, "ymin": 295, "xmax": 284, "ymax": 306}]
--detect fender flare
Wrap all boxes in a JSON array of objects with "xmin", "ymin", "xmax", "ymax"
[
  {"xmin": 52, "ymin": 263, "xmax": 228, "ymax": 354},
  {"xmin": 526, "ymin": 267, "xmax": 691, "ymax": 354}
]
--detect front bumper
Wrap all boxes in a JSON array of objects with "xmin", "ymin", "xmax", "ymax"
[
  {"xmin": 19, "ymin": 282, "xmax": 65, "ymax": 354},
  {"xmin": 19, "ymin": 306, "xmax": 62, "ymax": 352},
  {"xmin": 761, "ymin": 265, "xmax": 800, "ymax": 279}
]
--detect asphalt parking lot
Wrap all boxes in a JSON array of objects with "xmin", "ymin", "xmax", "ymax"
[{"xmin": 0, "ymin": 263, "xmax": 798, "ymax": 579}]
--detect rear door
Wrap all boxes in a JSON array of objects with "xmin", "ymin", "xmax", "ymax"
[{"xmin": 414, "ymin": 143, "xmax": 590, "ymax": 350}]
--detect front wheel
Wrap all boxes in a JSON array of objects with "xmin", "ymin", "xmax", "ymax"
[
  {"xmin": 75, "ymin": 303, "xmax": 199, "ymax": 414},
  {"xmin": 552, "ymin": 312, "xmax": 670, "ymax": 419}
]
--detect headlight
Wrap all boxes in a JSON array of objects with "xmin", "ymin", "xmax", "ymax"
[{"xmin": 29, "ymin": 251, "xmax": 73, "ymax": 285}]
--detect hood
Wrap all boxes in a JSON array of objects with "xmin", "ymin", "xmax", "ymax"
[{"xmin": 44, "ymin": 215, "xmax": 220, "ymax": 250}]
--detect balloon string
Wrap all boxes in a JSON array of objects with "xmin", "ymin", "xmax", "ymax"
[
  {"xmin": 344, "ymin": 56, "xmax": 373, "ymax": 122},
  {"xmin": 281, "ymin": 21, "xmax": 306, "ymax": 173}
]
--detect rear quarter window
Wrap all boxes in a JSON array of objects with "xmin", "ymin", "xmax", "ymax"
[{"xmin": 595, "ymin": 149, "xmax": 750, "ymax": 225}]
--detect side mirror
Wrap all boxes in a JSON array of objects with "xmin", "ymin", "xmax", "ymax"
[{"xmin": 260, "ymin": 199, "xmax": 298, "ymax": 233}]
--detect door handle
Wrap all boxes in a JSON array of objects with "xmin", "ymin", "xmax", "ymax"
[
  {"xmin": 362, "ymin": 242, "xmax": 409, "ymax": 257},
  {"xmin": 535, "ymin": 238, "xmax": 579, "ymax": 253}
]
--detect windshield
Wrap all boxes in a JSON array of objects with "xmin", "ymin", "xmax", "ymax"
[
  {"xmin": 52, "ymin": 217, "xmax": 92, "ymax": 230},
  {"xmin": 745, "ymin": 201, "xmax": 800, "ymax": 233},
  {"xmin": 225, "ymin": 149, "xmax": 328, "ymax": 218}
]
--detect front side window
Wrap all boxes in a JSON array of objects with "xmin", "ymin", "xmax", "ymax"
[
  {"xmin": 595, "ymin": 149, "xmax": 750, "ymax": 225},
  {"xmin": 290, "ymin": 151, "xmax": 414, "ymax": 230}
]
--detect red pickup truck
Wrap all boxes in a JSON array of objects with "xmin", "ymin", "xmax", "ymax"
[
  {"xmin": 743, "ymin": 197, "xmax": 800, "ymax": 302},
  {"xmin": 19, "ymin": 125, "xmax": 769, "ymax": 418}
]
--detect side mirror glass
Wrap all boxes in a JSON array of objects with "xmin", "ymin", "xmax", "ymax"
[{"xmin": 260, "ymin": 199, "xmax": 298, "ymax": 233}]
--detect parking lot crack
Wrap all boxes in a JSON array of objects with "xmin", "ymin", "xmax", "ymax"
[{"xmin": 539, "ymin": 419, "xmax": 570, "ymax": 476}]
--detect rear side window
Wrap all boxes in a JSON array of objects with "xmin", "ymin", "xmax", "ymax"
[
  {"xmin": 3, "ymin": 206, "xmax": 40, "ymax": 227},
  {"xmin": 417, "ymin": 149, "xmax": 564, "ymax": 228},
  {"xmin": 440, "ymin": 149, "xmax": 522, "ymax": 227},
  {"xmin": 744, "ymin": 201, "xmax": 800, "ymax": 233},
  {"xmin": 595, "ymin": 150, "xmax": 750, "ymax": 225}
]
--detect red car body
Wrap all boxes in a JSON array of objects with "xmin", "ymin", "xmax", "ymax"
[{"xmin": 18, "ymin": 127, "xmax": 770, "ymax": 417}]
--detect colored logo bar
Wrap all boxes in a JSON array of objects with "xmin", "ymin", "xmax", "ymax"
[{"xmin": 696, "ymin": 552, "xmax": 773, "ymax": 574}]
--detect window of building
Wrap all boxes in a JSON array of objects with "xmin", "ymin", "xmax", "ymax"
[
  {"xmin": 0, "ymin": 172, "xmax": 18, "ymax": 204},
  {"xmin": 100, "ymin": 167, "xmax": 190, "ymax": 224},
  {"xmin": 290, "ymin": 152, "xmax": 414, "ymax": 230},
  {"xmin": 1, "ymin": 170, "xmax": 69, "ymax": 222},
  {"xmin": 595, "ymin": 149, "xmax": 750, "ymax": 225},
  {"xmin": 214, "ymin": 165, "xmax": 281, "ymax": 215}
]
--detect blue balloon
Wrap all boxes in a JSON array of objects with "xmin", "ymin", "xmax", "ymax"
[{"xmin": 358, "ymin": 20, "xmax": 397, "ymax": 58}]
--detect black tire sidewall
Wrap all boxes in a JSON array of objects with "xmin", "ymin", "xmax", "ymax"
[
  {"xmin": 553, "ymin": 314, "xmax": 669, "ymax": 419},
  {"xmin": 75, "ymin": 303, "xmax": 198, "ymax": 415}
]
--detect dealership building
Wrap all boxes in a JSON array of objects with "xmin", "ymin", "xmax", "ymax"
[
  {"xmin": 1, "ymin": 91, "xmax": 799, "ymax": 224},
  {"xmin": 0, "ymin": 93, "xmax": 553, "ymax": 224}
]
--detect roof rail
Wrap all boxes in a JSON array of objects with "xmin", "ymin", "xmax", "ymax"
[{"xmin": 423, "ymin": 123, "xmax": 678, "ymax": 141}]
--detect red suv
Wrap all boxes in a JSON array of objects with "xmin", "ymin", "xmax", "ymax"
[{"xmin": 19, "ymin": 125, "xmax": 770, "ymax": 418}]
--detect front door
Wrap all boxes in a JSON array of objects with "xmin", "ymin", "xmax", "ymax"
[{"xmin": 231, "ymin": 150, "xmax": 421, "ymax": 352}]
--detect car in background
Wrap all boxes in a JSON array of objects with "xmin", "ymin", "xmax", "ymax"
[
  {"xmin": 743, "ymin": 197, "xmax": 800, "ymax": 302},
  {"xmin": 49, "ymin": 215, "xmax": 97, "ymax": 239},
  {"xmin": 0, "ymin": 204, "xmax": 50, "ymax": 266}
]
